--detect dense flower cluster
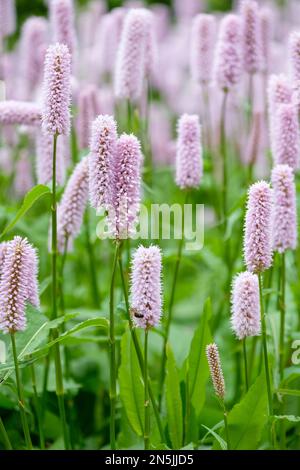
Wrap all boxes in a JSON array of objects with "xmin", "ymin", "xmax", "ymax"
[
  {"xmin": 130, "ymin": 245, "xmax": 162, "ymax": 329},
  {"xmin": 0, "ymin": 237, "xmax": 39, "ymax": 333},
  {"xmin": 231, "ymin": 271, "xmax": 261, "ymax": 340},
  {"xmin": 244, "ymin": 181, "xmax": 273, "ymax": 273}
]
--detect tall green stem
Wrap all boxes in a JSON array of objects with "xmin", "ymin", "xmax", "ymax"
[
  {"xmin": 159, "ymin": 192, "xmax": 188, "ymax": 402},
  {"xmin": 258, "ymin": 273, "xmax": 273, "ymax": 418},
  {"xmin": 243, "ymin": 338, "xmax": 249, "ymax": 392},
  {"xmin": 279, "ymin": 253, "xmax": 286, "ymax": 380},
  {"xmin": 109, "ymin": 242, "xmax": 120, "ymax": 450},
  {"xmin": 220, "ymin": 90, "xmax": 228, "ymax": 230},
  {"xmin": 51, "ymin": 134, "xmax": 70, "ymax": 450},
  {"xmin": 30, "ymin": 363, "xmax": 45, "ymax": 449},
  {"xmin": 144, "ymin": 329, "xmax": 150, "ymax": 450},
  {"xmin": 118, "ymin": 252, "xmax": 165, "ymax": 442},
  {"xmin": 0, "ymin": 416, "xmax": 12, "ymax": 450},
  {"xmin": 85, "ymin": 210, "xmax": 100, "ymax": 307},
  {"xmin": 279, "ymin": 252, "xmax": 286, "ymax": 449},
  {"xmin": 223, "ymin": 406, "xmax": 231, "ymax": 450},
  {"xmin": 10, "ymin": 333, "xmax": 32, "ymax": 449}
]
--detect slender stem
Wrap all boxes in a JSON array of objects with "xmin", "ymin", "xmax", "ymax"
[
  {"xmin": 220, "ymin": 90, "xmax": 228, "ymax": 230},
  {"xmin": 51, "ymin": 134, "xmax": 70, "ymax": 450},
  {"xmin": 41, "ymin": 354, "xmax": 50, "ymax": 422},
  {"xmin": 144, "ymin": 329, "xmax": 150, "ymax": 450},
  {"xmin": 51, "ymin": 133, "xmax": 58, "ymax": 323},
  {"xmin": 59, "ymin": 236, "xmax": 68, "ymax": 316},
  {"xmin": 223, "ymin": 406, "xmax": 231, "ymax": 450},
  {"xmin": 243, "ymin": 338, "xmax": 249, "ymax": 392},
  {"xmin": 159, "ymin": 192, "xmax": 188, "ymax": 402},
  {"xmin": 10, "ymin": 333, "xmax": 32, "ymax": 449},
  {"xmin": 30, "ymin": 363, "xmax": 45, "ymax": 449},
  {"xmin": 109, "ymin": 242, "xmax": 120, "ymax": 450},
  {"xmin": 265, "ymin": 265, "xmax": 274, "ymax": 313},
  {"xmin": 85, "ymin": 210, "xmax": 100, "ymax": 307},
  {"xmin": 279, "ymin": 252, "xmax": 286, "ymax": 449},
  {"xmin": 279, "ymin": 253, "xmax": 286, "ymax": 380},
  {"xmin": 248, "ymin": 336, "xmax": 258, "ymax": 382},
  {"xmin": 118, "ymin": 252, "xmax": 165, "ymax": 442},
  {"xmin": 0, "ymin": 416, "xmax": 12, "ymax": 450},
  {"xmin": 127, "ymin": 99, "xmax": 132, "ymax": 133},
  {"xmin": 258, "ymin": 273, "xmax": 273, "ymax": 418},
  {"xmin": 71, "ymin": 125, "xmax": 78, "ymax": 165}
]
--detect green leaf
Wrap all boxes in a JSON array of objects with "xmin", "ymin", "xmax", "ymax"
[
  {"xmin": 215, "ymin": 372, "xmax": 268, "ymax": 450},
  {"xmin": 166, "ymin": 344, "xmax": 183, "ymax": 449},
  {"xmin": 224, "ymin": 208, "xmax": 243, "ymax": 241},
  {"xmin": 0, "ymin": 185, "xmax": 51, "ymax": 239},
  {"xmin": 25, "ymin": 317, "xmax": 109, "ymax": 362},
  {"xmin": 187, "ymin": 298, "xmax": 212, "ymax": 415},
  {"xmin": 202, "ymin": 425, "xmax": 227, "ymax": 450},
  {"xmin": 0, "ymin": 306, "xmax": 74, "ymax": 382},
  {"xmin": 119, "ymin": 329, "xmax": 144, "ymax": 437}
]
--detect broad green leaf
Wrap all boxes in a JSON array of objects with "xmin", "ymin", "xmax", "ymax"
[
  {"xmin": 187, "ymin": 298, "xmax": 212, "ymax": 415},
  {"xmin": 119, "ymin": 329, "xmax": 144, "ymax": 437},
  {"xmin": 0, "ymin": 185, "xmax": 51, "ymax": 238},
  {"xmin": 166, "ymin": 344, "xmax": 183, "ymax": 449},
  {"xmin": 25, "ymin": 317, "xmax": 109, "ymax": 362},
  {"xmin": 215, "ymin": 372, "xmax": 268, "ymax": 450},
  {"xmin": 0, "ymin": 307, "xmax": 77, "ymax": 381},
  {"xmin": 202, "ymin": 425, "xmax": 227, "ymax": 450}
]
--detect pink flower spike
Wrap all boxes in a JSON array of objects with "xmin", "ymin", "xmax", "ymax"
[
  {"xmin": 289, "ymin": 31, "xmax": 300, "ymax": 103},
  {"xmin": 57, "ymin": 157, "xmax": 89, "ymax": 253},
  {"xmin": 14, "ymin": 151, "xmax": 34, "ymax": 198},
  {"xmin": 241, "ymin": 0, "xmax": 262, "ymax": 75},
  {"xmin": 206, "ymin": 343, "xmax": 225, "ymax": 400},
  {"xmin": 19, "ymin": 17, "xmax": 48, "ymax": 99},
  {"xmin": 190, "ymin": 14, "xmax": 216, "ymax": 85},
  {"xmin": 109, "ymin": 133, "xmax": 143, "ymax": 239},
  {"xmin": 89, "ymin": 114, "xmax": 118, "ymax": 211},
  {"xmin": 0, "ymin": 0, "xmax": 16, "ymax": 38},
  {"xmin": 271, "ymin": 164, "xmax": 297, "ymax": 253},
  {"xmin": 130, "ymin": 245, "xmax": 162, "ymax": 329},
  {"xmin": 0, "ymin": 236, "xmax": 39, "ymax": 333},
  {"xmin": 0, "ymin": 242, "xmax": 9, "ymax": 278},
  {"xmin": 231, "ymin": 271, "xmax": 261, "ymax": 340},
  {"xmin": 77, "ymin": 85, "xmax": 100, "ymax": 150},
  {"xmin": 244, "ymin": 181, "xmax": 273, "ymax": 273},
  {"xmin": 213, "ymin": 14, "xmax": 243, "ymax": 91},
  {"xmin": 0, "ymin": 101, "xmax": 41, "ymax": 126},
  {"xmin": 114, "ymin": 9, "xmax": 148, "ymax": 102},
  {"xmin": 273, "ymin": 103, "xmax": 300, "ymax": 171},
  {"xmin": 50, "ymin": 0, "xmax": 76, "ymax": 55},
  {"xmin": 176, "ymin": 114, "xmax": 202, "ymax": 190},
  {"xmin": 259, "ymin": 7, "xmax": 272, "ymax": 74},
  {"xmin": 42, "ymin": 43, "xmax": 71, "ymax": 136}
]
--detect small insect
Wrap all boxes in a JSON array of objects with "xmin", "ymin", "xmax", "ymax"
[{"xmin": 130, "ymin": 308, "xmax": 144, "ymax": 319}]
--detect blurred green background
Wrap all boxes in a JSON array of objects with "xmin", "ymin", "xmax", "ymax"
[{"xmin": 15, "ymin": 0, "xmax": 234, "ymax": 28}]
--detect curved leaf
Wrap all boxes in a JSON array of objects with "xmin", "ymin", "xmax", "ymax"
[
  {"xmin": 0, "ymin": 185, "xmax": 51, "ymax": 239},
  {"xmin": 166, "ymin": 344, "xmax": 183, "ymax": 449}
]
